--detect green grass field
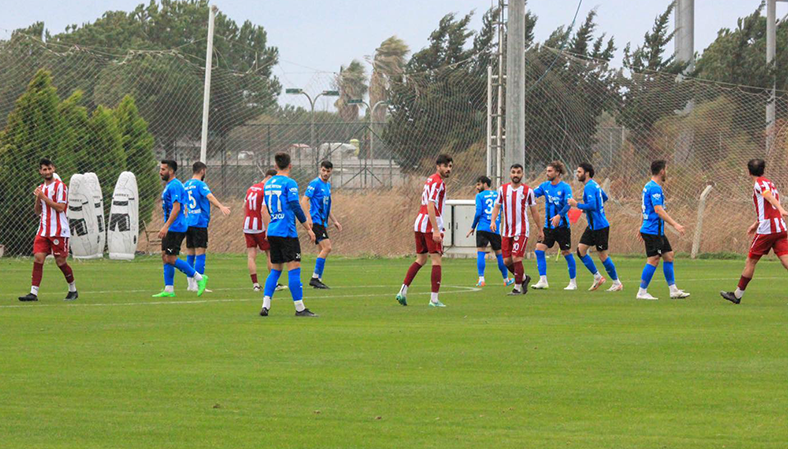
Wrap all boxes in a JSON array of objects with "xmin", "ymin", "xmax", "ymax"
[{"xmin": 0, "ymin": 254, "xmax": 786, "ymax": 448}]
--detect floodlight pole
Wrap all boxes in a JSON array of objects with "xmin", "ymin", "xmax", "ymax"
[
  {"xmin": 199, "ymin": 5, "xmax": 217, "ymax": 164},
  {"xmin": 765, "ymin": 0, "xmax": 785, "ymax": 153},
  {"xmin": 504, "ymin": 0, "xmax": 525, "ymax": 170}
]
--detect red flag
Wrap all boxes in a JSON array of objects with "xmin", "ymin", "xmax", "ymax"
[{"xmin": 568, "ymin": 208, "xmax": 583, "ymax": 224}]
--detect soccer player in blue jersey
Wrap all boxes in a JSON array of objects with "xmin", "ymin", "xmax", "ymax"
[
  {"xmin": 153, "ymin": 160, "xmax": 208, "ymax": 297},
  {"xmin": 301, "ymin": 160, "xmax": 342, "ymax": 290},
  {"xmin": 531, "ymin": 161, "xmax": 577, "ymax": 290},
  {"xmin": 260, "ymin": 152, "xmax": 317, "ymax": 317},
  {"xmin": 466, "ymin": 175, "xmax": 513, "ymax": 287},
  {"xmin": 567, "ymin": 162, "xmax": 622, "ymax": 292},
  {"xmin": 184, "ymin": 162, "xmax": 231, "ymax": 292},
  {"xmin": 637, "ymin": 160, "xmax": 690, "ymax": 300}
]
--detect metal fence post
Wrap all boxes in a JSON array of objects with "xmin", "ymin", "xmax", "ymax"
[{"xmin": 691, "ymin": 185, "xmax": 714, "ymax": 259}]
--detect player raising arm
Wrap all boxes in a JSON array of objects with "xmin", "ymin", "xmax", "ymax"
[
  {"xmin": 567, "ymin": 162, "xmax": 622, "ymax": 292},
  {"xmin": 490, "ymin": 164, "xmax": 541, "ymax": 296},
  {"xmin": 395, "ymin": 154, "xmax": 453, "ymax": 307},
  {"xmin": 466, "ymin": 175, "xmax": 513, "ymax": 287},
  {"xmin": 259, "ymin": 152, "xmax": 317, "ymax": 317},
  {"xmin": 721, "ymin": 159, "xmax": 788, "ymax": 304},
  {"xmin": 636, "ymin": 160, "xmax": 689, "ymax": 300}
]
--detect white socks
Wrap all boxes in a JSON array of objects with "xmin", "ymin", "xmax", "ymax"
[
  {"xmin": 611, "ymin": 279, "xmax": 622, "ymax": 286},
  {"xmin": 399, "ymin": 285, "xmax": 408, "ymax": 296},
  {"xmin": 193, "ymin": 272, "xmax": 203, "ymax": 281},
  {"xmin": 568, "ymin": 279, "xmax": 577, "ymax": 286},
  {"xmin": 514, "ymin": 284, "xmax": 522, "ymax": 292},
  {"xmin": 478, "ymin": 276, "xmax": 485, "ymax": 282},
  {"xmin": 594, "ymin": 272, "xmax": 602, "ymax": 280},
  {"xmin": 539, "ymin": 276, "xmax": 547, "ymax": 283},
  {"xmin": 31, "ymin": 286, "xmax": 39, "ymax": 295},
  {"xmin": 294, "ymin": 300, "xmax": 306, "ymax": 312},
  {"xmin": 262, "ymin": 296, "xmax": 271, "ymax": 310},
  {"xmin": 638, "ymin": 287, "xmax": 648, "ymax": 296},
  {"xmin": 68, "ymin": 282, "xmax": 77, "ymax": 293},
  {"xmin": 312, "ymin": 273, "xmax": 319, "ymax": 279},
  {"xmin": 430, "ymin": 292, "xmax": 439, "ymax": 303},
  {"xmin": 734, "ymin": 288, "xmax": 744, "ymax": 299},
  {"xmin": 164, "ymin": 285, "xmax": 174, "ymax": 293},
  {"xmin": 669, "ymin": 284, "xmax": 679, "ymax": 294}
]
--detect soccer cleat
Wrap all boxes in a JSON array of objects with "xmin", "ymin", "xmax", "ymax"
[
  {"xmin": 275, "ymin": 284, "xmax": 288, "ymax": 291},
  {"xmin": 589, "ymin": 276, "xmax": 607, "ymax": 291},
  {"xmin": 507, "ymin": 288, "xmax": 523, "ymax": 296},
  {"xmin": 428, "ymin": 300, "xmax": 447, "ymax": 307},
  {"xmin": 309, "ymin": 278, "xmax": 330, "ymax": 289},
  {"xmin": 606, "ymin": 282, "xmax": 623, "ymax": 292},
  {"xmin": 476, "ymin": 280, "xmax": 486, "ymax": 287},
  {"xmin": 636, "ymin": 292, "xmax": 658, "ymax": 301},
  {"xmin": 564, "ymin": 283, "xmax": 578, "ymax": 291},
  {"xmin": 531, "ymin": 279, "xmax": 549, "ymax": 289},
  {"xmin": 64, "ymin": 291, "xmax": 79, "ymax": 301},
  {"xmin": 18, "ymin": 293, "xmax": 38, "ymax": 302},
  {"xmin": 259, "ymin": 307, "xmax": 269, "ymax": 316},
  {"xmin": 151, "ymin": 290, "xmax": 176, "ymax": 298},
  {"xmin": 253, "ymin": 285, "xmax": 262, "ymax": 292},
  {"xmin": 670, "ymin": 290, "xmax": 690, "ymax": 299},
  {"xmin": 395, "ymin": 293, "xmax": 407, "ymax": 306},
  {"xmin": 196, "ymin": 275, "xmax": 209, "ymax": 297},
  {"xmin": 523, "ymin": 275, "xmax": 531, "ymax": 294},
  {"xmin": 295, "ymin": 308, "xmax": 318, "ymax": 317},
  {"xmin": 720, "ymin": 291, "xmax": 741, "ymax": 304},
  {"xmin": 504, "ymin": 278, "xmax": 515, "ymax": 287}
]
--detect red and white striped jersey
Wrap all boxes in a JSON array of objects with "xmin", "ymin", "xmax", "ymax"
[
  {"xmin": 414, "ymin": 173, "xmax": 447, "ymax": 233},
  {"xmin": 496, "ymin": 183, "xmax": 536, "ymax": 237},
  {"xmin": 753, "ymin": 177, "xmax": 787, "ymax": 235},
  {"xmin": 243, "ymin": 182, "xmax": 266, "ymax": 234},
  {"xmin": 37, "ymin": 179, "xmax": 70, "ymax": 238}
]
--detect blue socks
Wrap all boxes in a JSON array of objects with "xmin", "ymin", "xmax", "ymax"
[
  {"xmin": 565, "ymin": 254, "xmax": 576, "ymax": 279},
  {"xmin": 602, "ymin": 258, "xmax": 618, "ymax": 281},
  {"xmin": 663, "ymin": 261, "xmax": 675, "ymax": 286},
  {"xmin": 314, "ymin": 257, "xmax": 326, "ymax": 278},
  {"xmin": 195, "ymin": 254, "xmax": 206, "ymax": 275},
  {"xmin": 289, "ymin": 268, "xmax": 303, "ymax": 301},
  {"xmin": 640, "ymin": 263, "xmax": 657, "ymax": 289},
  {"xmin": 535, "ymin": 250, "xmax": 547, "ymax": 276},
  {"xmin": 186, "ymin": 254, "xmax": 195, "ymax": 268},
  {"xmin": 174, "ymin": 258, "xmax": 196, "ymax": 277},
  {"xmin": 163, "ymin": 263, "xmax": 175, "ymax": 286},
  {"xmin": 264, "ymin": 269, "xmax": 282, "ymax": 297},
  {"xmin": 496, "ymin": 254, "xmax": 508, "ymax": 279},
  {"xmin": 580, "ymin": 254, "xmax": 598, "ymax": 275},
  {"xmin": 477, "ymin": 252, "xmax": 486, "ymax": 277}
]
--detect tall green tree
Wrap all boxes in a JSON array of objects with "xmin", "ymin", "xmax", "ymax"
[
  {"xmin": 114, "ymin": 95, "xmax": 157, "ymax": 223},
  {"xmin": 80, "ymin": 106, "xmax": 126, "ymax": 216},
  {"xmin": 369, "ymin": 36, "xmax": 409, "ymax": 124},
  {"xmin": 334, "ymin": 60, "xmax": 368, "ymax": 122},
  {"xmin": 0, "ymin": 70, "xmax": 63, "ymax": 255}
]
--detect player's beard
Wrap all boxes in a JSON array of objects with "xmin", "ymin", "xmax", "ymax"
[
  {"xmin": 511, "ymin": 176, "xmax": 521, "ymax": 184},
  {"xmin": 161, "ymin": 173, "xmax": 171, "ymax": 182}
]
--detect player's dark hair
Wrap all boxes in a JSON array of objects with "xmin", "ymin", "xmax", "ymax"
[
  {"xmin": 747, "ymin": 159, "xmax": 765, "ymax": 177},
  {"xmin": 320, "ymin": 160, "xmax": 333, "ymax": 170},
  {"xmin": 39, "ymin": 157, "xmax": 53, "ymax": 168},
  {"xmin": 476, "ymin": 175, "xmax": 492, "ymax": 187},
  {"xmin": 578, "ymin": 162, "xmax": 594, "ymax": 178},
  {"xmin": 510, "ymin": 163, "xmax": 524, "ymax": 171},
  {"xmin": 548, "ymin": 160, "xmax": 566, "ymax": 175},
  {"xmin": 436, "ymin": 154, "xmax": 453, "ymax": 166},
  {"xmin": 161, "ymin": 159, "xmax": 177, "ymax": 172},
  {"xmin": 192, "ymin": 161, "xmax": 207, "ymax": 173},
  {"xmin": 274, "ymin": 152, "xmax": 291, "ymax": 170},
  {"xmin": 265, "ymin": 169, "xmax": 278, "ymax": 178},
  {"xmin": 650, "ymin": 160, "xmax": 666, "ymax": 175}
]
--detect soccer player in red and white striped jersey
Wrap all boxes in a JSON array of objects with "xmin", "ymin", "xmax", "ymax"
[
  {"xmin": 396, "ymin": 154, "xmax": 453, "ymax": 307},
  {"xmin": 721, "ymin": 159, "xmax": 788, "ymax": 304},
  {"xmin": 18, "ymin": 158, "xmax": 78, "ymax": 302},
  {"xmin": 490, "ymin": 164, "xmax": 541, "ymax": 295},
  {"xmin": 244, "ymin": 169, "xmax": 281, "ymax": 292}
]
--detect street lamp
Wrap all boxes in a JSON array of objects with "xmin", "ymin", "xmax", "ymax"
[
  {"xmin": 286, "ymin": 88, "xmax": 340, "ymax": 163},
  {"xmin": 349, "ymin": 99, "xmax": 389, "ymax": 161}
]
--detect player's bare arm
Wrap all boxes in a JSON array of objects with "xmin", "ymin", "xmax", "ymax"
[
  {"xmin": 206, "ymin": 193, "xmax": 231, "ymax": 216},
  {"xmin": 550, "ymin": 214, "xmax": 561, "ymax": 228},
  {"xmin": 653, "ymin": 205, "xmax": 684, "ymax": 234},
  {"xmin": 300, "ymin": 195, "xmax": 313, "ymax": 226},
  {"xmin": 531, "ymin": 205, "xmax": 544, "ymax": 240},
  {"xmin": 33, "ymin": 187, "xmax": 43, "ymax": 215},
  {"xmin": 329, "ymin": 211, "xmax": 342, "ymax": 232},
  {"xmin": 427, "ymin": 200, "xmax": 441, "ymax": 243},
  {"xmin": 567, "ymin": 197, "xmax": 578, "ymax": 208},
  {"xmin": 761, "ymin": 189, "xmax": 788, "ymax": 217},
  {"xmin": 36, "ymin": 188, "xmax": 66, "ymax": 213},
  {"xmin": 159, "ymin": 201, "xmax": 181, "ymax": 238},
  {"xmin": 490, "ymin": 203, "xmax": 500, "ymax": 233},
  {"xmin": 746, "ymin": 220, "xmax": 759, "ymax": 237},
  {"xmin": 261, "ymin": 205, "xmax": 271, "ymax": 231}
]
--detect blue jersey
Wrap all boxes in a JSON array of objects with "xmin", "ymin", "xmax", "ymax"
[
  {"xmin": 534, "ymin": 181, "xmax": 572, "ymax": 229},
  {"xmin": 162, "ymin": 178, "xmax": 188, "ymax": 233},
  {"xmin": 264, "ymin": 175, "xmax": 306, "ymax": 238},
  {"xmin": 305, "ymin": 177, "xmax": 332, "ymax": 226},
  {"xmin": 471, "ymin": 189, "xmax": 500, "ymax": 234},
  {"xmin": 184, "ymin": 179, "xmax": 212, "ymax": 228},
  {"xmin": 577, "ymin": 179, "xmax": 609, "ymax": 230},
  {"xmin": 640, "ymin": 180, "xmax": 665, "ymax": 235}
]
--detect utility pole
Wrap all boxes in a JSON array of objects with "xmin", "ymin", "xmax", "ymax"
[
  {"xmin": 199, "ymin": 5, "xmax": 217, "ymax": 163},
  {"xmin": 504, "ymin": 0, "xmax": 525, "ymax": 171}
]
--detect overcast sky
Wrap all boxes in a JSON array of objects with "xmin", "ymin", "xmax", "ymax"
[{"xmin": 1, "ymin": 0, "xmax": 785, "ymax": 110}]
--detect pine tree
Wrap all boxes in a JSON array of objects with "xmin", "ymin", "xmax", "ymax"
[
  {"xmin": 114, "ymin": 95, "xmax": 157, "ymax": 223},
  {"xmin": 81, "ymin": 105, "xmax": 126, "ymax": 217}
]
